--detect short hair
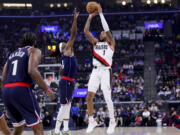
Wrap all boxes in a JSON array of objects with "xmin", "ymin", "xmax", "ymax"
[{"xmin": 22, "ymin": 32, "xmax": 37, "ymax": 46}]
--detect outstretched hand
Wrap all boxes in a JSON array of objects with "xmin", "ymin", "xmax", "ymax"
[
  {"xmin": 74, "ymin": 8, "xmax": 79, "ymax": 19},
  {"xmin": 97, "ymin": 4, "xmax": 102, "ymax": 13}
]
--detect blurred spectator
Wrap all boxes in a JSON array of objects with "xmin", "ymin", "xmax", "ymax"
[{"xmin": 71, "ymin": 103, "xmax": 79, "ymax": 128}]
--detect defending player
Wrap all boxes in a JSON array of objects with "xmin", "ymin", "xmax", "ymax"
[
  {"xmin": 54, "ymin": 9, "xmax": 79, "ymax": 135},
  {"xmin": 1, "ymin": 32, "xmax": 54, "ymax": 135},
  {"xmin": 84, "ymin": 4, "xmax": 116, "ymax": 134}
]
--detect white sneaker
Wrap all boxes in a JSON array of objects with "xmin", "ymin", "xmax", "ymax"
[
  {"xmin": 86, "ymin": 120, "xmax": 98, "ymax": 133},
  {"xmin": 107, "ymin": 120, "xmax": 116, "ymax": 134},
  {"xmin": 54, "ymin": 129, "xmax": 61, "ymax": 135},
  {"xmin": 53, "ymin": 130, "xmax": 62, "ymax": 135}
]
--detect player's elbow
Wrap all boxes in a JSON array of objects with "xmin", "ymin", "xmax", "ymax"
[{"xmin": 84, "ymin": 29, "xmax": 88, "ymax": 34}]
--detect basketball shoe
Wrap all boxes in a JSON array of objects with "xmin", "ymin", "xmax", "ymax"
[
  {"xmin": 86, "ymin": 119, "xmax": 97, "ymax": 133},
  {"xmin": 107, "ymin": 119, "xmax": 116, "ymax": 134}
]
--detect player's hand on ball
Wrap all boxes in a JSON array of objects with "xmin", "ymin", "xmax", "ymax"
[
  {"xmin": 97, "ymin": 4, "xmax": 102, "ymax": 13},
  {"xmin": 47, "ymin": 90, "xmax": 55, "ymax": 101},
  {"xmin": 89, "ymin": 11, "xmax": 98, "ymax": 18},
  {"xmin": 74, "ymin": 8, "xmax": 79, "ymax": 19}
]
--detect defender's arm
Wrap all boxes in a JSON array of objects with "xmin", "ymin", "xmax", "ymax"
[
  {"xmin": 1, "ymin": 62, "xmax": 8, "ymax": 89},
  {"xmin": 66, "ymin": 9, "xmax": 79, "ymax": 51}
]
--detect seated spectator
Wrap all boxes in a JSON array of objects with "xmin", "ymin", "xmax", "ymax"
[
  {"xmin": 162, "ymin": 112, "xmax": 169, "ymax": 126},
  {"xmin": 96, "ymin": 107, "xmax": 105, "ymax": 127},
  {"xmin": 149, "ymin": 103, "xmax": 159, "ymax": 113},
  {"xmin": 104, "ymin": 109, "xmax": 110, "ymax": 127},
  {"xmin": 43, "ymin": 111, "xmax": 52, "ymax": 128},
  {"xmin": 139, "ymin": 100, "xmax": 146, "ymax": 109},
  {"xmin": 116, "ymin": 109, "xmax": 123, "ymax": 127}
]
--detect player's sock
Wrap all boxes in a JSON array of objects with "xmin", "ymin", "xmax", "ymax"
[
  {"xmin": 89, "ymin": 116, "xmax": 94, "ymax": 121},
  {"xmin": 63, "ymin": 103, "xmax": 71, "ymax": 132},
  {"xmin": 55, "ymin": 105, "xmax": 66, "ymax": 134},
  {"xmin": 55, "ymin": 120, "xmax": 62, "ymax": 134},
  {"xmin": 63, "ymin": 120, "xmax": 69, "ymax": 132}
]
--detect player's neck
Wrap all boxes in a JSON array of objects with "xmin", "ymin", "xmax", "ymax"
[{"xmin": 99, "ymin": 39, "xmax": 107, "ymax": 42}]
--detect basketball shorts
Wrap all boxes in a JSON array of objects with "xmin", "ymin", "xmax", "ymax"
[
  {"xmin": 2, "ymin": 86, "xmax": 41, "ymax": 127},
  {"xmin": 59, "ymin": 79, "xmax": 75, "ymax": 104},
  {"xmin": 88, "ymin": 67, "xmax": 112, "ymax": 94}
]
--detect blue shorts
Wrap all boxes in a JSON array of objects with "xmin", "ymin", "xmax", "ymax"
[
  {"xmin": 59, "ymin": 79, "xmax": 74, "ymax": 104},
  {"xmin": 0, "ymin": 110, "xmax": 4, "ymax": 119},
  {"xmin": 2, "ymin": 86, "xmax": 41, "ymax": 127}
]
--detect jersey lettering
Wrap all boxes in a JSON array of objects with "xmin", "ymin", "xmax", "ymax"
[
  {"xmin": 95, "ymin": 45, "xmax": 108, "ymax": 50},
  {"xmin": 9, "ymin": 51, "xmax": 25, "ymax": 60}
]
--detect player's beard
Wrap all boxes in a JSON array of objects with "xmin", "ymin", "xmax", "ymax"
[{"xmin": 33, "ymin": 41, "xmax": 37, "ymax": 48}]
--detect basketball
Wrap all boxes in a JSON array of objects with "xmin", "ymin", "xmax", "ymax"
[{"xmin": 86, "ymin": 1, "xmax": 98, "ymax": 14}]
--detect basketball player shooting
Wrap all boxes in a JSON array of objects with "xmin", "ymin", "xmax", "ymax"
[
  {"xmin": 84, "ymin": 4, "xmax": 116, "ymax": 134},
  {"xmin": 1, "ymin": 32, "xmax": 54, "ymax": 135},
  {"xmin": 54, "ymin": 9, "xmax": 79, "ymax": 135}
]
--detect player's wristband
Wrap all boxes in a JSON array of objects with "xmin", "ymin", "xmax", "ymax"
[
  {"xmin": 99, "ymin": 13, "xmax": 109, "ymax": 32},
  {"xmin": 45, "ymin": 87, "xmax": 51, "ymax": 93}
]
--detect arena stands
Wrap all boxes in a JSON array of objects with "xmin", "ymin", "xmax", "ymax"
[{"xmin": 155, "ymin": 39, "xmax": 180, "ymax": 100}]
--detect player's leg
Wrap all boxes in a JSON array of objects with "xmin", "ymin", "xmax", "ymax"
[
  {"xmin": 0, "ymin": 114, "xmax": 11, "ymax": 135},
  {"xmin": 101, "ymin": 69, "xmax": 116, "ymax": 134},
  {"xmin": 62, "ymin": 103, "xmax": 71, "ymax": 135},
  {"xmin": 62, "ymin": 81, "xmax": 74, "ymax": 134},
  {"xmin": 31, "ymin": 123, "xmax": 44, "ymax": 135},
  {"xmin": 86, "ymin": 69, "xmax": 100, "ymax": 133},
  {"xmin": 54, "ymin": 105, "xmax": 66, "ymax": 134},
  {"xmin": 54, "ymin": 79, "xmax": 68, "ymax": 134},
  {"xmin": 13, "ymin": 125, "xmax": 24, "ymax": 135}
]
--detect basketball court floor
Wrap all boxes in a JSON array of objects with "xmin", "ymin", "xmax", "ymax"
[{"xmin": 1, "ymin": 127, "xmax": 178, "ymax": 135}]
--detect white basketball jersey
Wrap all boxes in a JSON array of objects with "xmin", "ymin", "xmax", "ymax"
[{"xmin": 93, "ymin": 42, "xmax": 114, "ymax": 67}]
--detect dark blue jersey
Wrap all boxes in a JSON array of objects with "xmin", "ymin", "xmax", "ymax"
[
  {"xmin": 4, "ymin": 46, "xmax": 33, "ymax": 85},
  {"xmin": 61, "ymin": 54, "xmax": 78, "ymax": 79}
]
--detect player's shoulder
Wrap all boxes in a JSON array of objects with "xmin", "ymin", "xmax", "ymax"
[{"xmin": 28, "ymin": 47, "xmax": 41, "ymax": 55}]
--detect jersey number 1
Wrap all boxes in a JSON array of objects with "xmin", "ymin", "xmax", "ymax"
[
  {"xmin": 103, "ymin": 50, "xmax": 106, "ymax": 55},
  {"xmin": 12, "ymin": 60, "xmax": 18, "ymax": 76}
]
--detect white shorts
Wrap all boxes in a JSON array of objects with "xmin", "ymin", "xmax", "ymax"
[{"xmin": 88, "ymin": 67, "xmax": 112, "ymax": 94}]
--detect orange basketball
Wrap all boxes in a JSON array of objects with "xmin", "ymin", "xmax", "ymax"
[{"xmin": 86, "ymin": 1, "xmax": 98, "ymax": 14}]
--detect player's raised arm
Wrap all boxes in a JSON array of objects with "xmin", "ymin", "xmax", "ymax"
[
  {"xmin": 28, "ymin": 48, "xmax": 54, "ymax": 100},
  {"xmin": 98, "ymin": 4, "xmax": 115, "ymax": 49},
  {"xmin": 1, "ymin": 62, "xmax": 8, "ymax": 89},
  {"xmin": 66, "ymin": 8, "xmax": 79, "ymax": 51},
  {"xmin": 84, "ymin": 12, "xmax": 98, "ymax": 46}
]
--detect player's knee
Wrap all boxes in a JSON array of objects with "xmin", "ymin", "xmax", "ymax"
[{"xmin": 86, "ymin": 92, "xmax": 95, "ymax": 103}]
